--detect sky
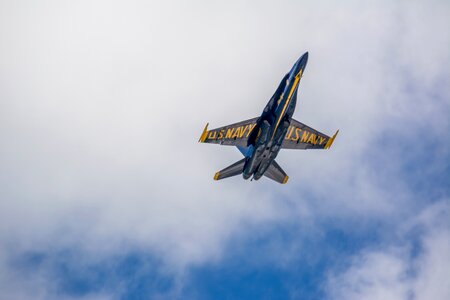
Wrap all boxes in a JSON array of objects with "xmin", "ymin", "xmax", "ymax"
[{"xmin": 0, "ymin": 0, "xmax": 449, "ymax": 299}]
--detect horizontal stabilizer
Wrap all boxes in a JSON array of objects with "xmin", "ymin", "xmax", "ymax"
[
  {"xmin": 214, "ymin": 158, "xmax": 246, "ymax": 181},
  {"xmin": 264, "ymin": 160, "xmax": 289, "ymax": 184}
]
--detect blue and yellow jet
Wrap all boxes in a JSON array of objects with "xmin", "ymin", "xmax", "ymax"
[{"xmin": 199, "ymin": 52, "xmax": 338, "ymax": 184}]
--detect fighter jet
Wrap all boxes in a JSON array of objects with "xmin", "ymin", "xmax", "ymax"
[{"xmin": 199, "ymin": 52, "xmax": 338, "ymax": 184}]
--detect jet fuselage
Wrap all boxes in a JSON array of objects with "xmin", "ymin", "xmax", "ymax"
[{"xmin": 243, "ymin": 52, "xmax": 309, "ymax": 180}]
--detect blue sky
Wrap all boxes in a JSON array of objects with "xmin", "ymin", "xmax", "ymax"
[{"xmin": 1, "ymin": 1, "xmax": 449, "ymax": 299}]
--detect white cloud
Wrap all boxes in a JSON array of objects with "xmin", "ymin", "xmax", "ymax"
[
  {"xmin": 326, "ymin": 201, "xmax": 450, "ymax": 300},
  {"xmin": 0, "ymin": 0, "xmax": 449, "ymax": 298}
]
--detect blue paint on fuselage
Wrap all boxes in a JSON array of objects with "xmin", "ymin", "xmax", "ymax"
[
  {"xmin": 274, "ymin": 52, "xmax": 308, "ymax": 120},
  {"xmin": 237, "ymin": 145, "xmax": 254, "ymax": 157},
  {"xmin": 242, "ymin": 52, "xmax": 308, "ymax": 180}
]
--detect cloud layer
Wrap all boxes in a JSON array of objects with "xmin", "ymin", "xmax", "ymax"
[
  {"xmin": 326, "ymin": 202, "xmax": 450, "ymax": 300},
  {"xmin": 1, "ymin": 0, "xmax": 449, "ymax": 299}
]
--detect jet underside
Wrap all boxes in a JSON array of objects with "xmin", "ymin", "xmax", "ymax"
[{"xmin": 199, "ymin": 52, "xmax": 338, "ymax": 184}]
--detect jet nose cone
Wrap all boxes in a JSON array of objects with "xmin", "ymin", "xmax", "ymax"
[
  {"xmin": 301, "ymin": 51, "xmax": 308, "ymax": 64},
  {"xmin": 290, "ymin": 52, "xmax": 309, "ymax": 76},
  {"xmin": 295, "ymin": 51, "xmax": 308, "ymax": 73}
]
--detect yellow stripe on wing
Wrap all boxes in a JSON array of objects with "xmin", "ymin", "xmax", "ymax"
[
  {"xmin": 324, "ymin": 130, "xmax": 339, "ymax": 149},
  {"xmin": 198, "ymin": 123, "xmax": 209, "ymax": 142}
]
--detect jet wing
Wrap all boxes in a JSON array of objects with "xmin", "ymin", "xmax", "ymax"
[
  {"xmin": 198, "ymin": 117, "xmax": 259, "ymax": 147},
  {"xmin": 282, "ymin": 118, "xmax": 338, "ymax": 150}
]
